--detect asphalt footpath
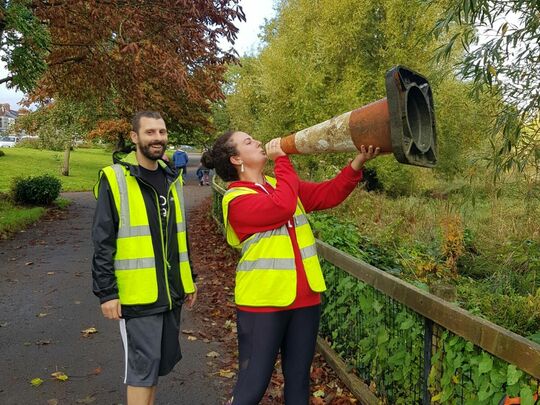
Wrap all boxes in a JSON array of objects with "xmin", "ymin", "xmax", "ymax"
[{"xmin": 0, "ymin": 154, "xmax": 223, "ymax": 405}]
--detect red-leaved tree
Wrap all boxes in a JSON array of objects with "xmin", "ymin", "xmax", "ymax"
[{"xmin": 31, "ymin": 0, "xmax": 245, "ymax": 138}]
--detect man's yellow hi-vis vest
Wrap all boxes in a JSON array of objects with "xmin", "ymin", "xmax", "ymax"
[
  {"xmin": 222, "ymin": 176, "xmax": 326, "ymax": 307},
  {"xmin": 95, "ymin": 160, "xmax": 195, "ymax": 305}
]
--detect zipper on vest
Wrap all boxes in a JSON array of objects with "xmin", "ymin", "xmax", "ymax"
[{"xmin": 163, "ymin": 184, "xmax": 174, "ymax": 310}]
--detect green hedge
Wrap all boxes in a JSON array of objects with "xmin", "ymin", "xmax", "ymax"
[{"xmin": 11, "ymin": 174, "xmax": 62, "ymax": 206}]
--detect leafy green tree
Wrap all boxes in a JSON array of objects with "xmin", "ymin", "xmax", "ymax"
[
  {"xmin": 16, "ymin": 98, "xmax": 111, "ymax": 175},
  {"xmin": 223, "ymin": 0, "xmax": 495, "ymax": 191},
  {"xmin": 0, "ymin": 0, "xmax": 49, "ymax": 92},
  {"xmin": 429, "ymin": 0, "xmax": 540, "ymax": 178}
]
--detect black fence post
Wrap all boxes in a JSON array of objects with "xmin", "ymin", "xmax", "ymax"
[{"xmin": 423, "ymin": 318, "xmax": 433, "ymax": 405}]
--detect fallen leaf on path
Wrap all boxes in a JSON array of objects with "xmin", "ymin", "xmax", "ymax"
[
  {"xmin": 187, "ymin": 336, "xmax": 197, "ymax": 341},
  {"xmin": 37, "ymin": 313, "xmax": 48, "ymax": 318},
  {"xmin": 181, "ymin": 329, "xmax": 195, "ymax": 334},
  {"xmin": 223, "ymin": 320, "xmax": 237, "ymax": 330},
  {"xmin": 219, "ymin": 369, "xmax": 236, "ymax": 378},
  {"xmin": 47, "ymin": 272, "xmax": 55, "ymax": 275},
  {"xmin": 310, "ymin": 397, "xmax": 324, "ymax": 405},
  {"xmin": 91, "ymin": 367, "xmax": 102, "ymax": 375},
  {"xmin": 206, "ymin": 351, "xmax": 220, "ymax": 358},
  {"xmin": 47, "ymin": 399, "xmax": 59, "ymax": 405},
  {"xmin": 81, "ymin": 327, "xmax": 98, "ymax": 337},
  {"xmin": 25, "ymin": 261, "xmax": 33, "ymax": 266},
  {"xmin": 74, "ymin": 301, "xmax": 81, "ymax": 304},
  {"xmin": 313, "ymin": 389, "xmax": 325, "ymax": 398},
  {"xmin": 311, "ymin": 367, "xmax": 325, "ymax": 381},
  {"xmin": 51, "ymin": 371, "xmax": 68, "ymax": 381},
  {"xmin": 30, "ymin": 377, "xmax": 44, "ymax": 387},
  {"xmin": 0, "ymin": 322, "xmax": 8, "ymax": 327},
  {"xmin": 36, "ymin": 340, "xmax": 52, "ymax": 346}
]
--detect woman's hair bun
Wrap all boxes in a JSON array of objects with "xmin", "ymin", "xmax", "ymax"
[{"xmin": 201, "ymin": 149, "xmax": 215, "ymax": 169}]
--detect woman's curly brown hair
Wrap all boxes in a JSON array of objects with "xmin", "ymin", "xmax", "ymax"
[{"xmin": 201, "ymin": 130, "xmax": 239, "ymax": 182}]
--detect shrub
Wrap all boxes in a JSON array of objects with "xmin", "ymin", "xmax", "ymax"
[
  {"xmin": 17, "ymin": 137, "xmax": 42, "ymax": 149},
  {"xmin": 370, "ymin": 156, "xmax": 417, "ymax": 197},
  {"xmin": 0, "ymin": 150, "xmax": 5, "ymax": 157},
  {"xmin": 361, "ymin": 167, "xmax": 383, "ymax": 192},
  {"xmin": 11, "ymin": 174, "xmax": 62, "ymax": 206}
]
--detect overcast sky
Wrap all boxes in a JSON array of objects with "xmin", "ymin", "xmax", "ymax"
[{"xmin": 0, "ymin": 0, "xmax": 276, "ymax": 109}]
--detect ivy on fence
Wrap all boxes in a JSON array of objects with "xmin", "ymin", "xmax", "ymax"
[{"xmin": 312, "ymin": 212, "xmax": 539, "ymax": 404}]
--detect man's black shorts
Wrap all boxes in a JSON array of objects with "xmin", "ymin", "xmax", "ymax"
[{"xmin": 119, "ymin": 307, "xmax": 182, "ymax": 386}]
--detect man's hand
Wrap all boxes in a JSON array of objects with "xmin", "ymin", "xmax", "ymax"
[
  {"xmin": 184, "ymin": 284, "xmax": 197, "ymax": 310},
  {"xmin": 351, "ymin": 145, "xmax": 381, "ymax": 171},
  {"xmin": 101, "ymin": 299, "xmax": 122, "ymax": 320}
]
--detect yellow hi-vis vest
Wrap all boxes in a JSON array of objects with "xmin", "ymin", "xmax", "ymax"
[
  {"xmin": 94, "ymin": 160, "xmax": 195, "ymax": 305},
  {"xmin": 222, "ymin": 176, "xmax": 326, "ymax": 306}
]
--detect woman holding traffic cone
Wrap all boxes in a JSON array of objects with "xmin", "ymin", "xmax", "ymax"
[{"xmin": 202, "ymin": 130, "xmax": 379, "ymax": 405}]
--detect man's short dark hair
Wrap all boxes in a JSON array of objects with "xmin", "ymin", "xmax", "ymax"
[{"xmin": 131, "ymin": 111, "xmax": 163, "ymax": 133}]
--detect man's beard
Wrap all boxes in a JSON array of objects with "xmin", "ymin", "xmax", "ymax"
[{"xmin": 140, "ymin": 142, "xmax": 166, "ymax": 161}]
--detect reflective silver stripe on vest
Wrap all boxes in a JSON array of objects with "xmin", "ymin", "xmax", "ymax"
[
  {"xmin": 173, "ymin": 180, "xmax": 190, "ymax": 267},
  {"xmin": 300, "ymin": 244, "xmax": 318, "ymax": 259},
  {"xmin": 294, "ymin": 213, "xmax": 309, "ymax": 227},
  {"xmin": 111, "ymin": 164, "xmax": 131, "ymax": 231},
  {"xmin": 111, "ymin": 164, "xmax": 153, "ymax": 239},
  {"xmin": 241, "ymin": 226, "xmax": 289, "ymax": 254},
  {"xmin": 174, "ymin": 180, "xmax": 186, "ymax": 223},
  {"xmin": 237, "ymin": 258, "xmax": 296, "ymax": 272},
  {"xmin": 114, "ymin": 257, "xmax": 156, "ymax": 270},
  {"xmin": 118, "ymin": 224, "xmax": 151, "ymax": 238},
  {"xmin": 179, "ymin": 252, "xmax": 189, "ymax": 262}
]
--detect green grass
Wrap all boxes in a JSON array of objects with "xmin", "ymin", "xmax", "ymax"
[
  {"xmin": 0, "ymin": 198, "xmax": 46, "ymax": 238},
  {"xmin": 0, "ymin": 147, "xmax": 110, "ymax": 238},
  {"xmin": 0, "ymin": 147, "xmax": 112, "ymax": 192}
]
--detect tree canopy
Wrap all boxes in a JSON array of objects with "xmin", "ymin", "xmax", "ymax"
[
  {"xmin": 221, "ymin": 0, "xmax": 496, "ymax": 191},
  {"xmin": 429, "ymin": 0, "xmax": 540, "ymax": 177},
  {"xmin": 0, "ymin": 0, "xmax": 49, "ymax": 92},
  {"xmin": 29, "ymin": 0, "xmax": 245, "ymax": 135}
]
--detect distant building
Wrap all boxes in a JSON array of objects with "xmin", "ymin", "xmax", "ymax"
[{"xmin": 0, "ymin": 103, "xmax": 19, "ymax": 132}]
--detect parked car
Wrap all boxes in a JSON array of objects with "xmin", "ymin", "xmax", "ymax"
[{"xmin": 0, "ymin": 136, "xmax": 18, "ymax": 148}]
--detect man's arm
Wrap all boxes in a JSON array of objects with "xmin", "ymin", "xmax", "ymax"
[{"xmin": 92, "ymin": 176, "xmax": 122, "ymax": 319}]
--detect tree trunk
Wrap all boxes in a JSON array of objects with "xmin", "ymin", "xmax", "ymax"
[{"xmin": 61, "ymin": 141, "xmax": 71, "ymax": 176}]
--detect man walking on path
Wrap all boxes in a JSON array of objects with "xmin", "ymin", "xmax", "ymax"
[
  {"xmin": 92, "ymin": 111, "xmax": 197, "ymax": 405},
  {"xmin": 173, "ymin": 146, "xmax": 189, "ymax": 178}
]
